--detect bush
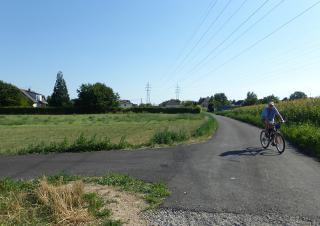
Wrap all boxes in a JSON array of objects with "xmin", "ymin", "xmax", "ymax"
[
  {"xmin": 151, "ymin": 129, "xmax": 189, "ymax": 145},
  {"xmin": 0, "ymin": 106, "xmax": 201, "ymax": 115},
  {"xmin": 123, "ymin": 107, "xmax": 201, "ymax": 114}
]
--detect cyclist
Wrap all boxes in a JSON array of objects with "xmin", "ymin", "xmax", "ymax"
[{"xmin": 261, "ymin": 101, "xmax": 285, "ymax": 134}]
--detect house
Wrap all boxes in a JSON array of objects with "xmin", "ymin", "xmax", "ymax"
[
  {"xmin": 20, "ymin": 89, "xmax": 48, "ymax": 108},
  {"xmin": 119, "ymin": 100, "xmax": 133, "ymax": 109},
  {"xmin": 160, "ymin": 99, "xmax": 181, "ymax": 108}
]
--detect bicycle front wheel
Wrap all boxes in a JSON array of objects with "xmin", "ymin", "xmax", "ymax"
[
  {"xmin": 274, "ymin": 133, "xmax": 285, "ymax": 154},
  {"xmin": 260, "ymin": 130, "xmax": 270, "ymax": 149}
]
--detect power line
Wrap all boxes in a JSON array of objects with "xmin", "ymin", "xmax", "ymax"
[
  {"xmin": 170, "ymin": 0, "xmax": 232, "ymax": 77},
  {"xmin": 186, "ymin": 0, "xmax": 284, "ymax": 80},
  {"xmin": 185, "ymin": 0, "xmax": 271, "ymax": 78},
  {"xmin": 183, "ymin": 0, "xmax": 248, "ymax": 71},
  {"xmin": 145, "ymin": 82, "xmax": 151, "ymax": 104},
  {"xmin": 188, "ymin": 0, "xmax": 320, "ymax": 88},
  {"xmin": 159, "ymin": 0, "xmax": 218, "ymax": 85},
  {"xmin": 163, "ymin": 0, "xmax": 270, "ymax": 92}
]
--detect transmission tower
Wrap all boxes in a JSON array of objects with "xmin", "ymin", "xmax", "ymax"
[
  {"xmin": 145, "ymin": 82, "xmax": 151, "ymax": 104},
  {"xmin": 175, "ymin": 84, "xmax": 180, "ymax": 100}
]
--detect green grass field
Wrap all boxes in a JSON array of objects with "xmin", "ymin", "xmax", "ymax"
[{"xmin": 0, "ymin": 113, "xmax": 214, "ymax": 155}]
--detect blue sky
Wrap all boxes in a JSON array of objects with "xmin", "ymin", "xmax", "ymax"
[{"xmin": 0, "ymin": 0, "xmax": 319, "ymax": 104}]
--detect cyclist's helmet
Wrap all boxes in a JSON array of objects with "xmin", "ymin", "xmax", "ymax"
[{"xmin": 269, "ymin": 101, "xmax": 275, "ymax": 107}]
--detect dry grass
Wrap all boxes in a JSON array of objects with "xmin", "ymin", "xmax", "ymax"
[
  {"xmin": 0, "ymin": 174, "xmax": 170, "ymax": 225},
  {"xmin": 36, "ymin": 179, "xmax": 93, "ymax": 225},
  {"xmin": 85, "ymin": 184, "xmax": 148, "ymax": 226}
]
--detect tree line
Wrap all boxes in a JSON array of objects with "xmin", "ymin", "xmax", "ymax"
[
  {"xmin": 0, "ymin": 71, "xmax": 310, "ymax": 111},
  {"xmin": 0, "ymin": 71, "xmax": 120, "ymax": 110},
  {"xmin": 201, "ymin": 91, "xmax": 309, "ymax": 112}
]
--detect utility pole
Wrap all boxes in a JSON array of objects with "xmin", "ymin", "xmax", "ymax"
[
  {"xmin": 175, "ymin": 84, "xmax": 180, "ymax": 100},
  {"xmin": 145, "ymin": 82, "xmax": 151, "ymax": 104}
]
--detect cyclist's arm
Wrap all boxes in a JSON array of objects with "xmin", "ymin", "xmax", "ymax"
[{"xmin": 275, "ymin": 108, "xmax": 285, "ymax": 122}]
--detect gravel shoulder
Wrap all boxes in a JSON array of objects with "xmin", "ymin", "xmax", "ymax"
[{"xmin": 145, "ymin": 208, "xmax": 319, "ymax": 226}]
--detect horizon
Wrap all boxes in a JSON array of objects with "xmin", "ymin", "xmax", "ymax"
[{"xmin": 1, "ymin": 0, "xmax": 320, "ymax": 104}]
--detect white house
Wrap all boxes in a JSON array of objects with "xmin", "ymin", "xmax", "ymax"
[
  {"xmin": 119, "ymin": 100, "xmax": 133, "ymax": 109},
  {"xmin": 20, "ymin": 89, "xmax": 48, "ymax": 108}
]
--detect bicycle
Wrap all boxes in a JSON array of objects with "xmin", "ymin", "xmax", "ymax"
[{"xmin": 260, "ymin": 122, "xmax": 286, "ymax": 154}]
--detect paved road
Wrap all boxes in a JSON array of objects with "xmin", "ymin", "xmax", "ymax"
[{"xmin": 0, "ymin": 115, "xmax": 319, "ymax": 221}]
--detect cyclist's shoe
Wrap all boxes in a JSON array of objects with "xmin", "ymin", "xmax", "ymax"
[{"xmin": 271, "ymin": 142, "xmax": 276, "ymax": 146}]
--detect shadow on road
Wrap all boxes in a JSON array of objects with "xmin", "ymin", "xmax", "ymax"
[{"xmin": 220, "ymin": 147, "xmax": 280, "ymax": 157}]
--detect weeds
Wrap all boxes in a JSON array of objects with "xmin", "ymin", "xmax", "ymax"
[
  {"xmin": 17, "ymin": 134, "xmax": 131, "ymax": 155},
  {"xmin": 151, "ymin": 114, "xmax": 217, "ymax": 145},
  {"xmin": 193, "ymin": 115, "xmax": 218, "ymax": 137},
  {"xmin": 151, "ymin": 129, "xmax": 189, "ymax": 145}
]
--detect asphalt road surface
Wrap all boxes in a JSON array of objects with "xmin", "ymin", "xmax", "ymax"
[{"xmin": 0, "ymin": 115, "xmax": 319, "ymax": 223}]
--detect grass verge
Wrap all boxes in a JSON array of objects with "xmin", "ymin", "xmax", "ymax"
[{"xmin": 0, "ymin": 173, "xmax": 170, "ymax": 225}]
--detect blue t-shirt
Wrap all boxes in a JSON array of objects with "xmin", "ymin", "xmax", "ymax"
[{"xmin": 261, "ymin": 107, "xmax": 280, "ymax": 122}]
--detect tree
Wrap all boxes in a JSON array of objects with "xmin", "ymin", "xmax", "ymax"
[
  {"xmin": 213, "ymin": 93, "xmax": 229, "ymax": 111},
  {"xmin": 244, "ymin": 91, "xmax": 258, "ymax": 106},
  {"xmin": 0, "ymin": 80, "xmax": 32, "ymax": 106},
  {"xmin": 75, "ymin": 83, "xmax": 119, "ymax": 110},
  {"xmin": 48, "ymin": 71, "xmax": 70, "ymax": 107},
  {"xmin": 261, "ymin": 94, "xmax": 279, "ymax": 104},
  {"xmin": 289, "ymin": 91, "xmax": 307, "ymax": 100},
  {"xmin": 207, "ymin": 96, "xmax": 215, "ymax": 112}
]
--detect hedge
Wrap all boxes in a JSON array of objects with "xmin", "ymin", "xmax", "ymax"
[{"xmin": 0, "ymin": 106, "xmax": 201, "ymax": 115}]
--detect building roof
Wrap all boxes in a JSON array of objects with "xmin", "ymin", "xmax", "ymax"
[
  {"xmin": 20, "ymin": 89, "xmax": 47, "ymax": 104},
  {"xmin": 120, "ymin": 100, "xmax": 132, "ymax": 104}
]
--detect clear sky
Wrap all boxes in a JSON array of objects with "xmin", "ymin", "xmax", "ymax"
[{"xmin": 0, "ymin": 0, "xmax": 319, "ymax": 104}]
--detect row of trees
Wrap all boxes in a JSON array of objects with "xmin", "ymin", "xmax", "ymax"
[
  {"xmin": 241, "ymin": 91, "xmax": 308, "ymax": 106},
  {"xmin": 47, "ymin": 71, "xmax": 120, "ymax": 110},
  {"xmin": 203, "ymin": 91, "xmax": 309, "ymax": 112}
]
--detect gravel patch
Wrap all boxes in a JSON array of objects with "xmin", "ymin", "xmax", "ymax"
[{"xmin": 144, "ymin": 208, "xmax": 320, "ymax": 226}]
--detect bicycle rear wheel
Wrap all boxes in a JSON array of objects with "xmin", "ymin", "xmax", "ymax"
[
  {"xmin": 274, "ymin": 132, "xmax": 285, "ymax": 154},
  {"xmin": 260, "ymin": 130, "xmax": 270, "ymax": 149}
]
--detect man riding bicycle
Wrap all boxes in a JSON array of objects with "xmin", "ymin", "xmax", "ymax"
[{"xmin": 261, "ymin": 101, "xmax": 285, "ymax": 132}]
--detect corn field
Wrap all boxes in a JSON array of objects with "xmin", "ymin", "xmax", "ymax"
[{"xmin": 218, "ymin": 98, "xmax": 320, "ymax": 158}]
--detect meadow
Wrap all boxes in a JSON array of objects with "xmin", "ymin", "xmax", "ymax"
[
  {"xmin": 218, "ymin": 98, "xmax": 320, "ymax": 158},
  {"xmin": 0, "ymin": 113, "xmax": 216, "ymax": 155}
]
